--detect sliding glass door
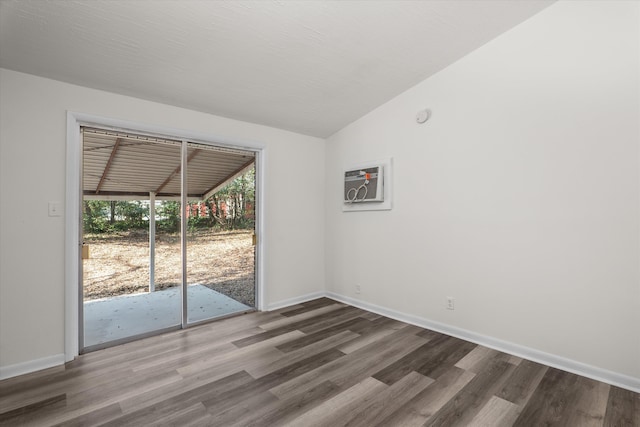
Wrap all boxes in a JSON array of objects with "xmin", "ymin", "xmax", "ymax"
[
  {"xmin": 185, "ymin": 142, "xmax": 256, "ymax": 325},
  {"xmin": 81, "ymin": 129, "xmax": 256, "ymax": 351},
  {"xmin": 81, "ymin": 131, "xmax": 183, "ymax": 349}
]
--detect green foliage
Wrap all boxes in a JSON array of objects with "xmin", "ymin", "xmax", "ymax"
[
  {"xmin": 83, "ymin": 200, "xmax": 149, "ymax": 234},
  {"xmin": 209, "ymin": 168, "xmax": 255, "ymax": 230},
  {"xmin": 115, "ymin": 201, "xmax": 147, "ymax": 230},
  {"xmin": 82, "ymin": 167, "xmax": 256, "ymax": 234},
  {"xmin": 157, "ymin": 201, "xmax": 180, "ymax": 233},
  {"xmin": 83, "ymin": 200, "xmax": 110, "ymax": 233}
]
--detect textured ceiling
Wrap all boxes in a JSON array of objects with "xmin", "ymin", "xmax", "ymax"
[{"xmin": 0, "ymin": 0, "xmax": 554, "ymax": 137}]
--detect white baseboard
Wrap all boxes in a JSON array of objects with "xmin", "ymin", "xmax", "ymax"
[
  {"xmin": 0, "ymin": 353, "xmax": 66, "ymax": 381},
  {"xmin": 266, "ymin": 291, "xmax": 326, "ymax": 311},
  {"xmin": 326, "ymin": 291, "xmax": 640, "ymax": 394}
]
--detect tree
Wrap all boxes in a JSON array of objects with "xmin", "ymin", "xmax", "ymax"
[
  {"xmin": 83, "ymin": 200, "xmax": 109, "ymax": 233},
  {"xmin": 205, "ymin": 168, "xmax": 255, "ymax": 230},
  {"xmin": 157, "ymin": 201, "xmax": 180, "ymax": 233}
]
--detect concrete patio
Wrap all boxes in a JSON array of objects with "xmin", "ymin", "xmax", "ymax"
[{"xmin": 83, "ymin": 284, "xmax": 251, "ymax": 347}]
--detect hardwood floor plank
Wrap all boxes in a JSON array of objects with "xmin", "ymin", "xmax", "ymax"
[
  {"xmin": 230, "ymin": 380, "xmax": 342, "ymax": 427},
  {"xmin": 374, "ymin": 366, "xmax": 476, "ymax": 427},
  {"xmin": 561, "ymin": 376, "xmax": 609, "ymax": 427},
  {"xmin": 359, "ymin": 311, "xmax": 382, "ymax": 321},
  {"xmin": 259, "ymin": 303, "xmax": 346, "ymax": 330},
  {"xmin": 283, "ymin": 376, "xmax": 388, "ymax": 427},
  {"xmin": 0, "ymin": 363, "xmax": 132, "ymax": 412},
  {"xmin": 455, "ymin": 346, "xmax": 496, "ymax": 372},
  {"xmin": 117, "ymin": 369, "xmax": 225, "ymax": 415},
  {"xmin": 512, "ymin": 367, "xmax": 613, "ymax": 427},
  {"xmin": 506, "ymin": 355, "xmax": 523, "ymax": 366},
  {"xmin": 120, "ymin": 336, "xmax": 290, "ymax": 413},
  {"xmin": 0, "ymin": 393, "xmax": 66, "ymax": 424},
  {"xmin": 50, "ymin": 402, "xmax": 122, "ymax": 427},
  {"xmin": 231, "ymin": 306, "xmax": 362, "ymax": 348},
  {"xmin": 336, "ymin": 324, "xmax": 400, "ymax": 355},
  {"xmin": 201, "ymin": 348, "xmax": 346, "ymax": 415},
  {"xmin": 416, "ymin": 328, "xmax": 445, "ymax": 341},
  {"xmin": 175, "ymin": 330, "xmax": 304, "ymax": 378},
  {"xmin": 342, "ymin": 371, "xmax": 435, "ymax": 427},
  {"xmin": 296, "ymin": 307, "xmax": 366, "ymax": 334},
  {"xmin": 424, "ymin": 359, "xmax": 516, "ymax": 426},
  {"xmin": 270, "ymin": 327, "xmax": 427, "ymax": 401},
  {"xmin": 417, "ymin": 339, "xmax": 477, "ymax": 379},
  {"xmin": 497, "ymin": 359, "xmax": 548, "ymax": 406},
  {"xmin": 288, "ymin": 305, "xmax": 361, "ymax": 332},
  {"xmin": 230, "ymin": 324, "xmax": 300, "ymax": 348},
  {"xmin": 603, "ymin": 385, "xmax": 639, "ymax": 427},
  {"xmin": 64, "ymin": 368, "xmax": 182, "ymax": 412},
  {"xmin": 100, "ymin": 370, "xmax": 255, "ymax": 426},
  {"xmin": 2, "ymin": 298, "xmax": 638, "ymax": 427},
  {"xmin": 204, "ymin": 388, "xmax": 280, "ymax": 426},
  {"xmin": 279, "ymin": 298, "xmax": 339, "ymax": 317},
  {"xmin": 127, "ymin": 323, "xmax": 271, "ymax": 375},
  {"xmin": 0, "ymin": 365, "xmax": 66, "ymax": 400},
  {"xmin": 157, "ymin": 402, "xmax": 213, "ymax": 426},
  {"xmin": 275, "ymin": 317, "xmax": 372, "ymax": 353},
  {"xmin": 372, "ymin": 334, "xmax": 459, "ymax": 385},
  {"xmin": 467, "ymin": 395, "xmax": 521, "ymax": 427},
  {"xmin": 246, "ymin": 330, "xmax": 359, "ymax": 378},
  {"xmin": 513, "ymin": 367, "xmax": 580, "ymax": 426}
]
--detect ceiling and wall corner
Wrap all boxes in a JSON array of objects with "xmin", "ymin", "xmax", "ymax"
[{"xmin": 0, "ymin": 0, "xmax": 554, "ymax": 138}]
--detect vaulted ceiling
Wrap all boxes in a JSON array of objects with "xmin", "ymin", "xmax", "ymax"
[{"xmin": 0, "ymin": 0, "xmax": 554, "ymax": 137}]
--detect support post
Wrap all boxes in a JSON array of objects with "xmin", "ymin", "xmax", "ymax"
[
  {"xmin": 149, "ymin": 191, "xmax": 156, "ymax": 292},
  {"xmin": 181, "ymin": 142, "xmax": 188, "ymax": 327}
]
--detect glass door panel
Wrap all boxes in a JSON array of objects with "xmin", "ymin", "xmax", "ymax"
[
  {"xmin": 185, "ymin": 142, "xmax": 256, "ymax": 324},
  {"xmin": 82, "ymin": 130, "xmax": 182, "ymax": 349}
]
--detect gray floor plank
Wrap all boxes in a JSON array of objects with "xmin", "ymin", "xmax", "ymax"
[{"xmin": 1, "ymin": 298, "xmax": 637, "ymax": 427}]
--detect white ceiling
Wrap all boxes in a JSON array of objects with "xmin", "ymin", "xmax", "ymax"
[{"xmin": 0, "ymin": 0, "xmax": 554, "ymax": 138}]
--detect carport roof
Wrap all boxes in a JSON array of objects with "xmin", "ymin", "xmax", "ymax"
[{"xmin": 83, "ymin": 128, "xmax": 255, "ymax": 201}]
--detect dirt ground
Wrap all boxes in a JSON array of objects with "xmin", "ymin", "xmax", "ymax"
[{"xmin": 83, "ymin": 229, "xmax": 255, "ymax": 306}]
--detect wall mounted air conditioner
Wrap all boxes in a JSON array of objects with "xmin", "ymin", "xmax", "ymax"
[{"xmin": 344, "ymin": 165, "xmax": 384, "ymax": 203}]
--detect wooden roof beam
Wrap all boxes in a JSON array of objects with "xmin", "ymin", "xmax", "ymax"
[
  {"xmin": 155, "ymin": 149, "xmax": 200, "ymax": 194},
  {"xmin": 95, "ymin": 137, "xmax": 122, "ymax": 194},
  {"xmin": 202, "ymin": 157, "xmax": 255, "ymax": 201}
]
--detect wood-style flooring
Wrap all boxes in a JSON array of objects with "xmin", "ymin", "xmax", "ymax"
[{"xmin": 0, "ymin": 298, "xmax": 638, "ymax": 426}]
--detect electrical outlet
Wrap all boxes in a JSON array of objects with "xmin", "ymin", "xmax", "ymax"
[
  {"xmin": 355, "ymin": 284, "xmax": 361, "ymax": 294},
  {"xmin": 446, "ymin": 297, "xmax": 455, "ymax": 310}
]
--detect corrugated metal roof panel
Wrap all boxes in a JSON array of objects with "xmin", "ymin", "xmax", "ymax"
[{"xmin": 82, "ymin": 127, "xmax": 255, "ymax": 200}]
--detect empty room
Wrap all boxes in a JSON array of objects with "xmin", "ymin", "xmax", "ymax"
[{"xmin": 0, "ymin": 0, "xmax": 638, "ymax": 426}]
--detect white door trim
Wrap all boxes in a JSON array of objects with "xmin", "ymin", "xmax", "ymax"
[{"xmin": 65, "ymin": 111, "xmax": 266, "ymax": 361}]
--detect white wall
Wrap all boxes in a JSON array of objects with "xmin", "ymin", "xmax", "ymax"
[
  {"xmin": 326, "ymin": 0, "xmax": 640, "ymax": 381},
  {"xmin": 1, "ymin": 0, "xmax": 638, "ymax": 388},
  {"xmin": 0, "ymin": 69, "xmax": 325, "ymax": 370}
]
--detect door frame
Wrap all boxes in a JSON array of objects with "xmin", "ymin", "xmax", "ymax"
[{"xmin": 65, "ymin": 111, "xmax": 266, "ymax": 361}]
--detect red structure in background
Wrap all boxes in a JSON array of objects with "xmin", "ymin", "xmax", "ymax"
[
  {"xmin": 183, "ymin": 200, "xmax": 257, "ymax": 221},
  {"xmin": 184, "ymin": 201, "xmax": 228, "ymax": 218},
  {"xmin": 244, "ymin": 202, "xmax": 253, "ymax": 219}
]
